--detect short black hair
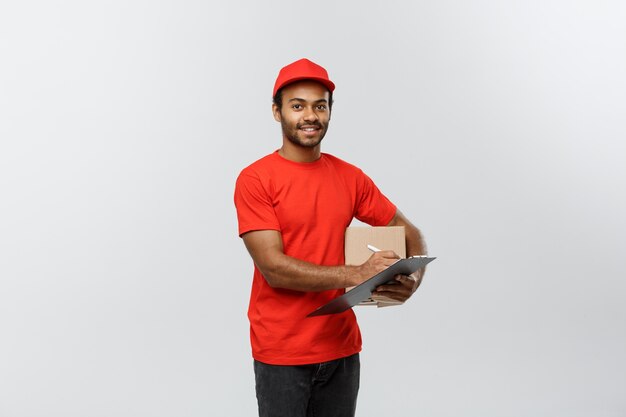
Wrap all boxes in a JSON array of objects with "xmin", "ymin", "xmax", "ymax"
[{"xmin": 273, "ymin": 86, "xmax": 334, "ymax": 111}]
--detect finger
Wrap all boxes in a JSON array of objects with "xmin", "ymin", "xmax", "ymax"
[
  {"xmin": 375, "ymin": 283, "xmax": 411, "ymax": 295},
  {"xmin": 378, "ymin": 250, "xmax": 400, "ymax": 259},
  {"xmin": 383, "ymin": 258, "xmax": 398, "ymax": 267},
  {"xmin": 393, "ymin": 275, "xmax": 414, "ymax": 286},
  {"xmin": 384, "ymin": 277, "xmax": 416, "ymax": 294},
  {"xmin": 372, "ymin": 290, "xmax": 409, "ymax": 302},
  {"xmin": 374, "ymin": 259, "xmax": 396, "ymax": 272},
  {"xmin": 405, "ymin": 274, "xmax": 417, "ymax": 282},
  {"xmin": 398, "ymin": 274, "xmax": 422, "ymax": 289}
]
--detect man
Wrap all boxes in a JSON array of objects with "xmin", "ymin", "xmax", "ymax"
[{"xmin": 234, "ymin": 58, "xmax": 427, "ymax": 417}]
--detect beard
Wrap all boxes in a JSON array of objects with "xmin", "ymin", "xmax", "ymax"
[{"xmin": 281, "ymin": 119, "xmax": 329, "ymax": 148}]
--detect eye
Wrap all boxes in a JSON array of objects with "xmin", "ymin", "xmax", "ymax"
[
  {"xmin": 316, "ymin": 104, "xmax": 327, "ymax": 111},
  {"xmin": 291, "ymin": 104, "xmax": 302, "ymax": 110}
]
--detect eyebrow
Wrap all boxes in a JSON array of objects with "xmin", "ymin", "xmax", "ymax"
[{"xmin": 287, "ymin": 98, "xmax": 328, "ymax": 104}]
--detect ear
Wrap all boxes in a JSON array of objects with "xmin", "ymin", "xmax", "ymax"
[{"xmin": 272, "ymin": 103, "xmax": 282, "ymax": 122}]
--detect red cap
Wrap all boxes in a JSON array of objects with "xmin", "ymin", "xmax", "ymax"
[{"xmin": 273, "ymin": 58, "xmax": 335, "ymax": 97}]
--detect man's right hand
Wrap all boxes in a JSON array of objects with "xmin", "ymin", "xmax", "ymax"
[{"xmin": 353, "ymin": 250, "xmax": 399, "ymax": 286}]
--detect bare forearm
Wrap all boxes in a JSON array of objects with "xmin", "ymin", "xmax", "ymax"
[
  {"xmin": 243, "ymin": 229, "xmax": 399, "ymax": 292},
  {"xmin": 259, "ymin": 254, "xmax": 363, "ymax": 291},
  {"xmin": 406, "ymin": 224, "xmax": 427, "ymax": 257},
  {"xmin": 406, "ymin": 223, "xmax": 428, "ymax": 279},
  {"xmin": 388, "ymin": 209, "xmax": 428, "ymax": 278}
]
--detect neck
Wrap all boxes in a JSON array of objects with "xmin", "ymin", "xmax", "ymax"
[{"xmin": 279, "ymin": 140, "xmax": 321, "ymax": 163}]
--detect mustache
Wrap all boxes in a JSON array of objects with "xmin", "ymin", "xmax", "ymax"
[{"xmin": 296, "ymin": 121, "xmax": 323, "ymax": 129}]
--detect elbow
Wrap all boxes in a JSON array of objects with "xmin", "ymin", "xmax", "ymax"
[
  {"xmin": 256, "ymin": 261, "xmax": 283, "ymax": 288},
  {"xmin": 262, "ymin": 273, "xmax": 281, "ymax": 288}
]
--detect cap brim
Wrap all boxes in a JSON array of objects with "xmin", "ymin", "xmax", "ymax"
[{"xmin": 274, "ymin": 77, "xmax": 335, "ymax": 97}]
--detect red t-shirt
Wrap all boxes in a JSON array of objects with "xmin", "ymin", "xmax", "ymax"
[{"xmin": 234, "ymin": 151, "xmax": 396, "ymax": 365}]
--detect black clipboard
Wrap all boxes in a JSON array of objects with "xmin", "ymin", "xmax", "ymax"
[{"xmin": 307, "ymin": 256, "xmax": 436, "ymax": 317}]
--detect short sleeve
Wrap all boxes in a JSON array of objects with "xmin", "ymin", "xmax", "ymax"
[
  {"xmin": 234, "ymin": 171, "xmax": 281, "ymax": 236},
  {"xmin": 354, "ymin": 170, "xmax": 397, "ymax": 226}
]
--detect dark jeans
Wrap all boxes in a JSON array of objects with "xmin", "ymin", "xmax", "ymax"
[{"xmin": 254, "ymin": 353, "xmax": 360, "ymax": 417}]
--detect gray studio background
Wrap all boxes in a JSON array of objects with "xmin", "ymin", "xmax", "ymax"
[{"xmin": 1, "ymin": 1, "xmax": 625, "ymax": 416}]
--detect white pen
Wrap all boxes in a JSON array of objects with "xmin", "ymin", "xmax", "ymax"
[{"xmin": 367, "ymin": 244, "xmax": 382, "ymax": 253}]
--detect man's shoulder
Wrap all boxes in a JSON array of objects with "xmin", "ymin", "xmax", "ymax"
[
  {"xmin": 238, "ymin": 151, "xmax": 279, "ymax": 177},
  {"xmin": 322, "ymin": 153, "xmax": 364, "ymax": 175}
]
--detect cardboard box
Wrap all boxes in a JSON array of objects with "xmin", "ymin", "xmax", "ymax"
[{"xmin": 344, "ymin": 226, "xmax": 405, "ymax": 307}]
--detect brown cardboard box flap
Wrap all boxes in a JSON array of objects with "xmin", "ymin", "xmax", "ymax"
[{"xmin": 345, "ymin": 226, "xmax": 406, "ymax": 265}]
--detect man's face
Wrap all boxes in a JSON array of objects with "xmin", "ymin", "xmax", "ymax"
[{"xmin": 273, "ymin": 80, "xmax": 331, "ymax": 148}]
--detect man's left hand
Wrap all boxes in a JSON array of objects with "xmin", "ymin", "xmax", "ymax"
[{"xmin": 372, "ymin": 273, "xmax": 422, "ymax": 302}]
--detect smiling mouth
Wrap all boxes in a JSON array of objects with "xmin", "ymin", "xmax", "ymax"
[{"xmin": 299, "ymin": 125, "xmax": 320, "ymax": 133}]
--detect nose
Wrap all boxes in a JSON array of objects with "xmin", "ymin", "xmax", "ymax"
[{"xmin": 302, "ymin": 106, "xmax": 319, "ymax": 122}]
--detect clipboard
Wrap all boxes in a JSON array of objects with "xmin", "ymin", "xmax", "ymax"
[{"xmin": 307, "ymin": 256, "xmax": 436, "ymax": 317}]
